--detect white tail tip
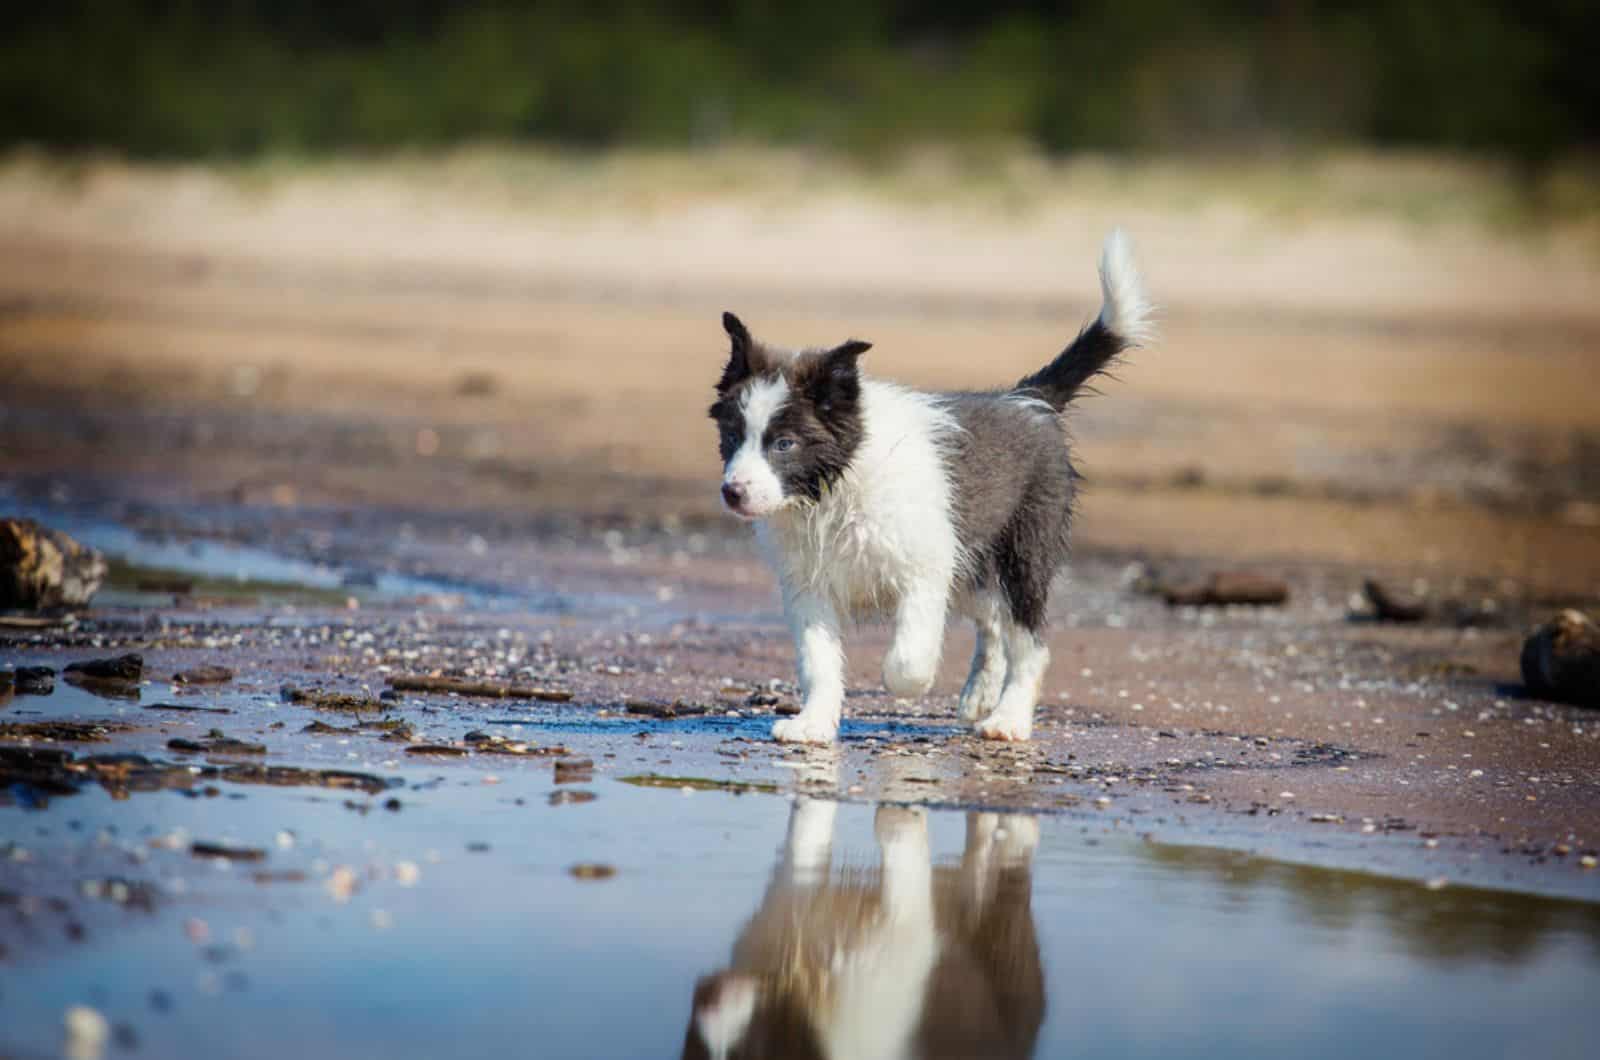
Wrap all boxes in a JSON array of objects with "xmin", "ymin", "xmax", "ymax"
[{"xmin": 1097, "ymin": 229, "xmax": 1155, "ymax": 346}]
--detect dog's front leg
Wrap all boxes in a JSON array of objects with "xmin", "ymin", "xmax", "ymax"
[
  {"xmin": 779, "ymin": 796, "xmax": 838, "ymax": 887},
  {"xmin": 883, "ymin": 581, "xmax": 948, "ymax": 700},
  {"xmin": 772, "ymin": 587, "xmax": 845, "ymax": 744}
]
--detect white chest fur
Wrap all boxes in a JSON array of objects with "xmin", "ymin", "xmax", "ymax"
[{"xmin": 759, "ymin": 381, "xmax": 962, "ymax": 620}]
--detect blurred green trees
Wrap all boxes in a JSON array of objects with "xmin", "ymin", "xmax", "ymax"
[{"xmin": 1, "ymin": 0, "xmax": 1593, "ymax": 160}]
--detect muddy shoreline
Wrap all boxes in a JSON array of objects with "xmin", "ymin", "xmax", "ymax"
[{"xmin": 3, "ymin": 485, "xmax": 1596, "ymax": 907}]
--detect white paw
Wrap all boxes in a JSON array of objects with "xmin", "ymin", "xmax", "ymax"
[
  {"xmin": 958, "ymin": 669, "xmax": 1005, "ymax": 722},
  {"xmin": 975, "ymin": 711, "xmax": 1033, "ymax": 743},
  {"xmin": 772, "ymin": 712, "xmax": 839, "ymax": 745},
  {"xmin": 883, "ymin": 645, "xmax": 936, "ymax": 699}
]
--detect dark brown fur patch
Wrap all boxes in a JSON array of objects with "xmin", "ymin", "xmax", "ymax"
[{"xmin": 710, "ymin": 315, "xmax": 869, "ymax": 503}]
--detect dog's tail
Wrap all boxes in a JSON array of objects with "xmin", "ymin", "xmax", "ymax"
[{"xmin": 1014, "ymin": 229, "xmax": 1153, "ymax": 411}]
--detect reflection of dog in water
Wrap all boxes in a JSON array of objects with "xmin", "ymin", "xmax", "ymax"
[{"xmin": 683, "ymin": 801, "xmax": 1044, "ymax": 1060}]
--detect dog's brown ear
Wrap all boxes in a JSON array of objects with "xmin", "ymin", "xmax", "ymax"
[{"xmin": 717, "ymin": 312, "xmax": 755, "ymax": 394}]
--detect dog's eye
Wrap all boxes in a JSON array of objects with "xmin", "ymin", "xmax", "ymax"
[{"xmin": 772, "ymin": 437, "xmax": 798, "ymax": 453}]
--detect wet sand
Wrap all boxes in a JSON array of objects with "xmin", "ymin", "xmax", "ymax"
[{"xmin": 2, "ymin": 150, "xmax": 1599, "ymax": 925}]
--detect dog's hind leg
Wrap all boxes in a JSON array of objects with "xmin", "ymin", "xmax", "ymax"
[
  {"xmin": 974, "ymin": 523, "xmax": 1057, "ymax": 742},
  {"xmin": 958, "ymin": 589, "xmax": 1008, "ymax": 723},
  {"xmin": 974, "ymin": 622, "xmax": 1048, "ymax": 743},
  {"xmin": 773, "ymin": 587, "xmax": 846, "ymax": 744}
]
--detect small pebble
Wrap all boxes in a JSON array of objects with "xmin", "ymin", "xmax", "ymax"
[
  {"xmin": 326, "ymin": 866, "xmax": 358, "ymax": 902},
  {"xmin": 63, "ymin": 1005, "xmax": 108, "ymax": 1060}
]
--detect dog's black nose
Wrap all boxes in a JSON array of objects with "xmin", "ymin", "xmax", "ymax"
[{"xmin": 721, "ymin": 482, "xmax": 745, "ymax": 509}]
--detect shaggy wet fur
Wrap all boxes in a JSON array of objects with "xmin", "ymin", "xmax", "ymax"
[{"xmin": 711, "ymin": 230, "xmax": 1152, "ymax": 744}]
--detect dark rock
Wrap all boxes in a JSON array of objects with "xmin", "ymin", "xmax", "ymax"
[
  {"xmin": 1163, "ymin": 572, "xmax": 1289, "ymax": 607},
  {"xmin": 172, "ymin": 665, "xmax": 234, "ymax": 685},
  {"xmin": 0, "ymin": 518, "xmax": 107, "ymax": 610},
  {"xmin": 215, "ymin": 764, "xmax": 394, "ymax": 795},
  {"xmin": 280, "ymin": 685, "xmax": 382, "ymax": 711},
  {"xmin": 64, "ymin": 653, "xmax": 144, "ymax": 682},
  {"xmin": 13, "ymin": 666, "xmax": 55, "ymax": 695},
  {"xmin": 190, "ymin": 841, "xmax": 267, "ymax": 862},
  {"xmin": 1362, "ymin": 579, "xmax": 1428, "ymax": 622},
  {"xmin": 624, "ymin": 698, "xmax": 709, "ymax": 718},
  {"xmin": 167, "ymin": 736, "xmax": 266, "ymax": 756},
  {"xmin": 1521, "ymin": 610, "xmax": 1600, "ymax": 708},
  {"xmin": 145, "ymin": 702, "xmax": 231, "ymax": 715},
  {"xmin": 386, "ymin": 675, "xmax": 573, "ymax": 701},
  {"xmin": 0, "ymin": 720, "xmax": 121, "ymax": 742},
  {"xmin": 554, "ymin": 756, "xmax": 595, "ymax": 783}
]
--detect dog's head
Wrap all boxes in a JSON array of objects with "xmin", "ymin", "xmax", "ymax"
[
  {"xmin": 680, "ymin": 971, "xmax": 824, "ymax": 1060},
  {"xmin": 708, "ymin": 312, "xmax": 869, "ymax": 520}
]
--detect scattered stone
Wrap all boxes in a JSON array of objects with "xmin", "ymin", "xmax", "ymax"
[
  {"xmin": 1163, "ymin": 573, "xmax": 1288, "ymax": 607},
  {"xmin": 554, "ymin": 756, "xmax": 594, "ymax": 783},
  {"xmin": 1362, "ymin": 579, "xmax": 1427, "ymax": 623},
  {"xmin": 0, "ymin": 720, "xmax": 122, "ymax": 743},
  {"xmin": 1521, "ymin": 610, "xmax": 1600, "ymax": 708},
  {"xmin": 216, "ymin": 764, "xmax": 394, "ymax": 796},
  {"xmin": 0, "ymin": 519, "xmax": 106, "ymax": 610},
  {"xmin": 281, "ymin": 685, "xmax": 384, "ymax": 712},
  {"xmin": 13, "ymin": 665, "xmax": 56, "ymax": 694},
  {"xmin": 191, "ymin": 841, "xmax": 267, "ymax": 863},
  {"xmin": 62, "ymin": 1003, "xmax": 109, "ymax": 1060},
  {"xmin": 168, "ymin": 736, "xmax": 266, "ymax": 756},
  {"xmin": 774, "ymin": 702, "xmax": 802, "ymax": 716},
  {"xmin": 250, "ymin": 870, "xmax": 308, "ymax": 884},
  {"xmin": 404, "ymin": 744, "xmax": 469, "ymax": 756},
  {"xmin": 462, "ymin": 730, "xmax": 565, "ymax": 756},
  {"xmin": 1581, "ymin": 854, "xmax": 1597, "ymax": 870},
  {"xmin": 111, "ymin": 1023, "xmax": 140, "ymax": 1053},
  {"xmin": 569, "ymin": 863, "xmax": 616, "ymax": 881},
  {"xmin": 325, "ymin": 866, "xmax": 359, "ymax": 902},
  {"xmin": 386, "ymin": 675, "xmax": 573, "ymax": 701},
  {"xmin": 624, "ymin": 698, "xmax": 709, "ymax": 718},
  {"xmin": 145, "ymin": 702, "xmax": 232, "ymax": 715},
  {"xmin": 173, "ymin": 665, "xmax": 234, "ymax": 685},
  {"xmin": 618, "ymin": 773, "xmax": 777, "ymax": 795},
  {"xmin": 64, "ymin": 653, "xmax": 144, "ymax": 683}
]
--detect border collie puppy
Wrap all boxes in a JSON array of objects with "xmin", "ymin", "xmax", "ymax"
[{"xmin": 711, "ymin": 231, "xmax": 1152, "ymax": 744}]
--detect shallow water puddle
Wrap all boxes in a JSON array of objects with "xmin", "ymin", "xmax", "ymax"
[{"xmin": 2, "ymin": 760, "xmax": 1597, "ymax": 1060}]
